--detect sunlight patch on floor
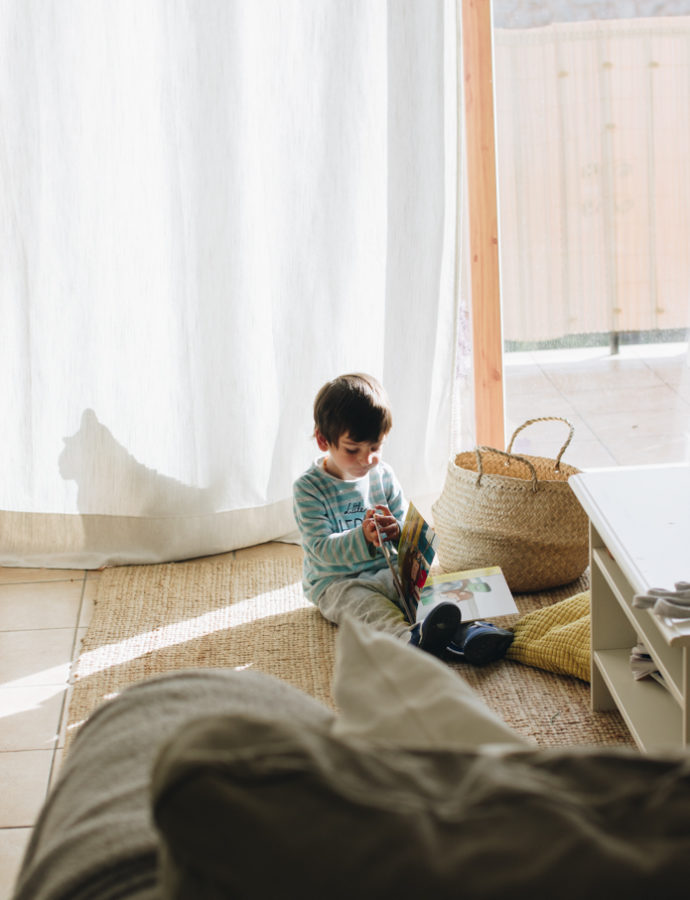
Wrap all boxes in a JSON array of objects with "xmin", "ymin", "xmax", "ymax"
[
  {"xmin": 0, "ymin": 682, "xmax": 67, "ymax": 717},
  {"xmin": 76, "ymin": 584, "xmax": 309, "ymax": 678},
  {"xmin": 1, "ymin": 666, "xmax": 71, "ymax": 693}
]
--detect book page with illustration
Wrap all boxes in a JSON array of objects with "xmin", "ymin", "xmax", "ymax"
[
  {"xmin": 374, "ymin": 501, "xmax": 437, "ymax": 623},
  {"xmin": 375, "ymin": 503, "xmax": 517, "ymax": 625},
  {"xmin": 418, "ymin": 567, "xmax": 517, "ymax": 623}
]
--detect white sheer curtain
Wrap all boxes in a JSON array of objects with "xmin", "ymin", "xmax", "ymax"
[{"xmin": 0, "ymin": 1, "xmax": 464, "ymax": 568}]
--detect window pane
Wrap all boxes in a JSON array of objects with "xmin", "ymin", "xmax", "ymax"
[{"xmin": 493, "ymin": 1, "xmax": 690, "ymax": 467}]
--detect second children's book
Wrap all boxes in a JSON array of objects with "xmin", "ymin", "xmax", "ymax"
[
  {"xmin": 376, "ymin": 502, "xmax": 517, "ymax": 624},
  {"xmin": 418, "ymin": 567, "xmax": 517, "ymax": 623}
]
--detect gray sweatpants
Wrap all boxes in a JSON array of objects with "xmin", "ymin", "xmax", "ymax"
[{"xmin": 317, "ymin": 567, "xmax": 413, "ymax": 642}]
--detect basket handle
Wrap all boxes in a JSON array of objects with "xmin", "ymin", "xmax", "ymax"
[
  {"xmin": 505, "ymin": 416, "xmax": 574, "ymax": 473},
  {"xmin": 475, "ymin": 446, "xmax": 539, "ymax": 493}
]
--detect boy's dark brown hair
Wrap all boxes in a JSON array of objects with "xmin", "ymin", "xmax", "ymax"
[{"xmin": 313, "ymin": 373, "xmax": 393, "ymax": 445}]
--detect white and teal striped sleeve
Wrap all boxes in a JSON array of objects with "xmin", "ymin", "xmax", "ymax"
[{"xmin": 293, "ymin": 466, "xmax": 374, "ymax": 570}]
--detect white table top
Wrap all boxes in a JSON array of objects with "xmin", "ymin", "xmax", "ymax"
[{"xmin": 570, "ymin": 464, "xmax": 690, "ymax": 641}]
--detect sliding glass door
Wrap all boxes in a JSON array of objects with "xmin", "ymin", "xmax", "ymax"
[{"xmin": 491, "ymin": 1, "xmax": 690, "ymax": 468}]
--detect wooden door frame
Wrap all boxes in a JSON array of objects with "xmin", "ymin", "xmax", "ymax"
[{"xmin": 462, "ymin": 0, "xmax": 505, "ymax": 449}]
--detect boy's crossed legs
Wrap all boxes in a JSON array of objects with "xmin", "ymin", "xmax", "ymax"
[
  {"xmin": 317, "ymin": 568, "xmax": 460, "ymax": 657},
  {"xmin": 318, "ymin": 568, "xmax": 513, "ymax": 664}
]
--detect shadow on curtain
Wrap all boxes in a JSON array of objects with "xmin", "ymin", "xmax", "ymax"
[{"xmin": 0, "ymin": 1, "xmax": 465, "ymax": 567}]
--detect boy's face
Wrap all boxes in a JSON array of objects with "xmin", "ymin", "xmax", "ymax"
[{"xmin": 316, "ymin": 430, "xmax": 385, "ymax": 480}]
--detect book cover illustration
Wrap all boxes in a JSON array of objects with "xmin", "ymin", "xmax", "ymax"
[
  {"xmin": 418, "ymin": 566, "xmax": 517, "ymax": 623},
  {"xmin": 374, "ymin": 501, "xmax": 437, "ymax": 624}
]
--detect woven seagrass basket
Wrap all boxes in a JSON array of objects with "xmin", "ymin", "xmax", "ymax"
[{"xmin": 431, "ymin": 417, "xmax": 589, "ymax": 592}]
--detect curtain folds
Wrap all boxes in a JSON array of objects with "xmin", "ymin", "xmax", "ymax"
[{"xmin": 0, "ymin": 1, "xmax": 464, "ymax": 567}]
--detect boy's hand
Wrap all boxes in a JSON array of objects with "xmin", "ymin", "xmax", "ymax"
[{"xmin": 363, "ymin": 505, "xmax": 400, "ymax": 547}]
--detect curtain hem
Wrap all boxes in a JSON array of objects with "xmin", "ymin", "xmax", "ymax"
[{"xmin": 0, "ymin": 501, "xmax": 297, "ymax": 569}]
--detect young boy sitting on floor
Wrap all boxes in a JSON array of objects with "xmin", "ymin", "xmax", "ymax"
[{"xmin": 292, "ymin": 372, "xmax": 512, "ymax": 663}]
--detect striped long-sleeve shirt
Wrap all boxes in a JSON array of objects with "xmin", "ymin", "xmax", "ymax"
[{"xmin": 293, "ymin": 458, "xmax": 408, "ymax": 604}]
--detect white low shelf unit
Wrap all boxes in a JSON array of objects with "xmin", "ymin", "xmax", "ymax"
[{"xmin": 570, "ymin": 465, "xmax": 690, "ymax": 753}]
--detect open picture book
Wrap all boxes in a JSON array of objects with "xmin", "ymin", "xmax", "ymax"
[{"xmin": 375, "ymin": 502, "xmax": 517, "ymax": 625}]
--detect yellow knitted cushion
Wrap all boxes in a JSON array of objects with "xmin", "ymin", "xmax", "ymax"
[{"xmin": 506, "ymin": 591, "xmax": 591, "ymax": 682}]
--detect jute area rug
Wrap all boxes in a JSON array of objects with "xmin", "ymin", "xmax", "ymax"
[{"xmin": 66, "ymin": 551, "xmax": 633, "ymax": 752}]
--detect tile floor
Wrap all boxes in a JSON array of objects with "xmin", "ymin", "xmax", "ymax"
[
  {"xmin": 0, "ymin": 568, "xmax": 96, "ymax": 898},
  {"xmin": 0, "ymin": 542, "xmax": 298, "ymax": 899},
  {"xmin": 1, "ymin": 341, "xmax": 689, "ymax": 897},
  {"xmin": 504, "ymin": 341, "xmax": 690, "ymax": 468}
]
